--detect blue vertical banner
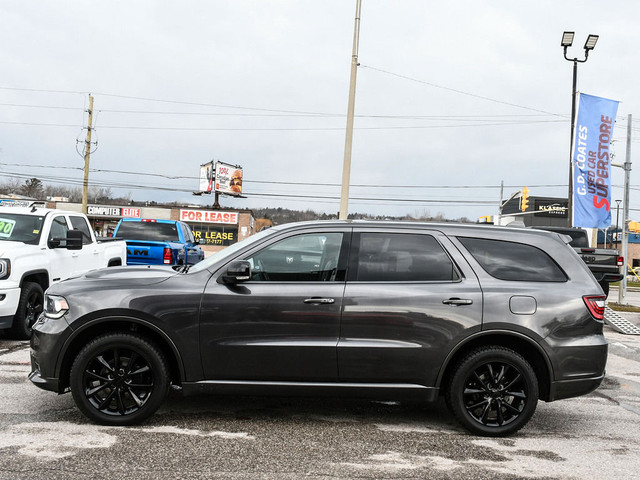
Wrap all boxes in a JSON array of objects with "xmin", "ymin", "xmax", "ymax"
[{"xmin": 572, "ymin": 93, "xmax": 619, "ymax": 228}]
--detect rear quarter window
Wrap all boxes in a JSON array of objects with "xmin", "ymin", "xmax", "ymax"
[
  {"xmin": 116, "ymin": 222, "xmax": 179, "ymax": 242},
  {"xmin": 458, "ymin": 237, "xmax": 567, "ymax": 282}
]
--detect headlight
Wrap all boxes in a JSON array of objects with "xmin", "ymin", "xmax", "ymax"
[
  {"xmin": 0, "ymin": 259, "xmax": 10, "ymax": 279},
  {"xmin": 44, "ymin": 295, "xmax": 69, "ymax": 319}
]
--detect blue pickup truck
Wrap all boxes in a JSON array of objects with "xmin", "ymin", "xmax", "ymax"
[{"xmin": 113, "ymin": 219, "xmax": 205, "ymax": 266}]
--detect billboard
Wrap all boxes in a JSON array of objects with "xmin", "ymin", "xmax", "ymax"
[
  {"xmin": 215, "ymin": 162, "xmax": 243, "ymax": 196},
  {"xmin": 572, "ymin": 93, "xmax": 619, "ymax": 228},
  {"xmin": 199, "ymin": 162, "xmax": 214, "ymax": 193}
]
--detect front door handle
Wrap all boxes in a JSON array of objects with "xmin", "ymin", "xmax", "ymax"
[
  {"xmin": 304, "ymin": 297, "xmax": 335, "ymax": 305},
  {"xmin": 442, "ymin": 298, "xmax": 473, "ymax": 306}
]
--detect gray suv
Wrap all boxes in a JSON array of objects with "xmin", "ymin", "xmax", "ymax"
[{"xmin": 29, "ymin": 221, "xmax": 607, "ymax": 436}]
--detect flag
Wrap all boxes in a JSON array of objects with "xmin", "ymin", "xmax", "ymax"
[{"xmin": 572, "ymin": 93, "xmax": 619, "ymax": 228}]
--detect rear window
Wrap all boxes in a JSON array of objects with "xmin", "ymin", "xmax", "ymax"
[
  {"xmin": 535, "ymin": 227, "xmax": 588, "ymax": 248},
  {"xmin": 116, "ymin": 221, "xmax": 179, "ymax": 242},
  {"xmin": 355, "ymin": 232, "xmax": 459, "ymax": 282},
  {"xmin": 458, "ymin": 237, "xmax": 567, "ymax": 282}
]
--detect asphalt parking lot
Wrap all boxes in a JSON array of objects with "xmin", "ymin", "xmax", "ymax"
[{"xmin": 1, "ymin": 317, "xmax": 639, "ymax": 480}]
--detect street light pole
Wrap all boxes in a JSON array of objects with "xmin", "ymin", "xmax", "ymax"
[
  {"xmin": 561, "ymin": 32, "xmax": 599, "ymax": 227},
  {"xmin": 619, "ymin": 114, "xmax": 632, "ymax": 304}
]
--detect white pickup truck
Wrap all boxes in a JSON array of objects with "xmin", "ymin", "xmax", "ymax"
[{"xmin": 0, "ymin": 203, "xmax": 127, "ymax": 338}]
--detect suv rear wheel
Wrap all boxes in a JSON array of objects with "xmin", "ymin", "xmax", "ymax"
[
  {"xmin": 445, "ymin": 346, "xmax": 538, "ymax": 436},
  {"xmin": 70, "ymin": 332, "xmax": 169, "ymax": 425}
]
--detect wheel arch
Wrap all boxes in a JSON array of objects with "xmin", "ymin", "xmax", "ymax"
[
  {"xmin": 437, "ymin": 330, "xmax": 554, "ymax": 401},
  {"xmin": 107, "ymin": 258, "xmax": 122, "ymax": 267},
  {"xmin": 57, "ymin": 316, "xmax": 185, "ymax": 393},
  {"xmin": 20, "ymin": 269, "xmax": 49, "ymax": 291}
]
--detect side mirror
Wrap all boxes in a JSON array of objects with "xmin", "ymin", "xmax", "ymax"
[
  {"xmin": 49, "ymin": 230, "xmax": 83, "ymax": 250},
  {"xmin": 221, "ymin": 260, "xmax": 251, "ymax": 284}
]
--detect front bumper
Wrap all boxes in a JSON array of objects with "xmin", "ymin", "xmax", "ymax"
[
  {"xmin": 28, "ymin": 368, "xmax": 60, "ymax": 393},
  {"xmin": 0, "ymin": 286, "xmax": 20, "ymax": 328},
  {"xmin": 29, "ymin": 313, "xmax": 73, "ymax": 393}
]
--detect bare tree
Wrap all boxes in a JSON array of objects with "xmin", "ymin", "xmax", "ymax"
[
  {"xmin": 0, "ymin": 177, "xmax": 23, "ymax": 195},
  {"xmin": 20, "ymin": 178, "xmax": 44, "ymax": 198}
]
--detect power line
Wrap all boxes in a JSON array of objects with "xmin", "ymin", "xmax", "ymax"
[
  {"xmin": 0, "ymin": 161, "xmax": 570, "ymax": 189},
  {"xmin": 0, "ymin": 102, "xmax": 83, "ymax": 111},
  {"xmin": 361, "ymin": 65, "xmax": 567, "ymax": 117},
  {"xmin": 4, "ymin": 169, "xmax": 636, "ymax": 210},
  {"xmin": 0, "ymin": 119, "xmax": 565, "ymax": 131}
]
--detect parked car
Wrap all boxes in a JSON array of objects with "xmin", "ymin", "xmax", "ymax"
[
  {"xmin": 532, "ymin": 225, "xmax": 623, "ymax": 295},
  {"xmin": 113, "ymin": 218, "xmax": 204, "ymax": 266},
  {"xmin": 29, "ymin": 221, "xmax": 607, "ymax": 436},
  {"xmin": 0, "ymin": 203, "xmax": 126, "ymax": 339}
]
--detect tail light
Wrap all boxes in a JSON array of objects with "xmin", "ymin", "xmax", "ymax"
[
  {"xmin": 617, "ymin": 256, "xmax": 624, "ymax": 267},
  {"xmin": 141, "ymin": 219, "xmax": 157, "ymax": 223},
  {"xmin": 163, "ymin": 247, "xmax": 173, "ymax": 264},
  {"xmin": 583, "ymin": 295, "xmax": 606, "ymax": 321}
]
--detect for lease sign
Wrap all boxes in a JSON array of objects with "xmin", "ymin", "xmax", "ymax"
[{"xmin": 180, "ymin": 209, "xmax": 238, "ymax": 224}]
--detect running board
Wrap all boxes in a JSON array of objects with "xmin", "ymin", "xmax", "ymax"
[{"xmin": 181, "ymin": 380, "xmax": 439, "ymax": 402}]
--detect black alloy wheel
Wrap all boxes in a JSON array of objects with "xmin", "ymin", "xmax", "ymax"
[
  {"xmin": 10, "ymin": 281, "xmax": 44, "ymax": 339},
  {"xmin": 446, "ymin": 346, "xmax": 538, "ymax": 436},
  {"xmin": 70, "ymin": 332, "xmax": 169, "ymax": 425}
]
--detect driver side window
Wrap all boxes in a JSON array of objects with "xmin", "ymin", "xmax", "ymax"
[
  {"xmin": 245, "ymin": 232, "xmax": 343, "ymax": 282},
  {"xmin": 48, "ymin": 216, "xmax": 69, "ymax": 244}
]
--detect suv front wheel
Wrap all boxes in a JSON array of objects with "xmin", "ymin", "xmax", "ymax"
[
  {"xmin": 446, "ymin": 346, "xmax": 539, "ymax": 436},
  {"xmin": 70, "ymin": 332, "xmax": 170, "ymax": 426}
]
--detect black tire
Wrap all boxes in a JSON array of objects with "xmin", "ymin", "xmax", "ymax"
[
  {"xmin": 599, "ymin": 281, "xmax": 610, "ymax": 297},
  {"xmin": 70, "ymin": 332, "xmax": 170, "ymax": 425},
  {"xmin": 9, "ymin": 282, "xmax": 44, "ymax": 340},
  {"xmin": 445, "ymin": 346, "xmax": 539, "ymax": 436}
]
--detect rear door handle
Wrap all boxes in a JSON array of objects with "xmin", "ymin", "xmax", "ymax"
[
  {"xmin": 304, "ymin": 297, "xmax": 335, "ymax": 305},
  {"xmin": 442, "ymin": 298, "xmax": 473, "ymax": 306}
]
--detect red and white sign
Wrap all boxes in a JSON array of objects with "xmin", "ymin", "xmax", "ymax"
[
  {"xmin": 122, "ymin": 207, "xmax": 141, "ymax": 218},
  {"xmin": 180, "ymin": 209, "xmax": 239, "ymax": 224},
  {"xmin": 215, "ymin": 162, "xmax": 243, "ymax": 196}
]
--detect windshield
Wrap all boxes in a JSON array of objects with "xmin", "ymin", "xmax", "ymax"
[
  {"xmin": 189, "ymin": 226, "xmax": 281, "ymax": 273},
  {"xmin": 0, "ymin": 213, "xmax": 45, "ymax": 245},
  {"xmin": 116, "ymin": 221, "xmax": 180, "ymax": 241}
]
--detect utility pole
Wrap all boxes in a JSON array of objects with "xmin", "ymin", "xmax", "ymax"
[
  {"xmin": 495, "ymin": 180, "xmax": 504, "ymax": 225},
  {"xmin": 338, "ymin": 0, "xmax": 362, "ymax": 220},
  {"xmin": 619, "ymin": 114, "xmax": 632, "ymax": 304},
  {"xmin": 81, "ymin": 95, "xmax": 94, "ymax": 215}
]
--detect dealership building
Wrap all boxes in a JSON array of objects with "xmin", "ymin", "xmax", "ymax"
[{"xmin": 53, "ymin": 202, "xmax": 257, "ymax": 254}]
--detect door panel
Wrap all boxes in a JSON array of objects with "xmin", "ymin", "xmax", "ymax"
[
  {"xmin": 200, "ymin": 282, "xmax": 344, "ymax": 381},
  {"xmin": 338, "ymin": 231, "xmax": 483, "ymax": 386},
  {"xmin": 199, "ymin": 230, "xmax": 349, "ymax": 381}
]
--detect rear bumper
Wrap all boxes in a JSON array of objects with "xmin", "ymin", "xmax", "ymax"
[
  {"xmin": 593, "ymin": 272, "xmax": 623, "ymax": 283},
  {"xmin": 548, "ymin": 372, "xmax": 605, "ymax": 401}
]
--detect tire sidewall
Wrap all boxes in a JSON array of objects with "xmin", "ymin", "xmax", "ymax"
[
  {"xmin": 70, "ymin": 332, "xmax": 169, "ymax": 426},
  {"xmin": 10, "ymin": 282, "xmax": 44, "ymax": 340},
  {"xmin": 447, "ymin": 347, "xmax": 539, "ymax": 436}
]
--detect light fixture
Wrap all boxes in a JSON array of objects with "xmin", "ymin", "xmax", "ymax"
[
  {"xmin": 584, "ymin": 34, "xmax": 599, "ymax": 51},
  {"xmin": 561, "ymin": 31, "xmax": 575, "ymax": 47}
]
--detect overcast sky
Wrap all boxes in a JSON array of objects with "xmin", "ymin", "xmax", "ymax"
[{"xmin": 1, "ymin": 1, "xmax": 639, "ymax": 221}]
